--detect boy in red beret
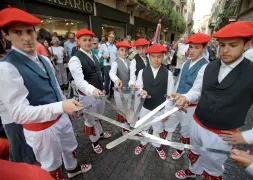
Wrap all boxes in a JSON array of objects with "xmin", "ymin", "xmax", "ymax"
[
  {"xmin": 129, "ymin": 38, "xmax": 150, "ymax": 87},
  {"xmin": 173, "ymin": 21, "xmax": 253, "ymax": 179},
  {"xmin": 134, "ymin": 43, "xmax": 175, "ymax": 159},
  {"xmin": 69, "ymin": 28, "xmax": 111, "ymax": 154},
  {"xmin": 109, "ymin": 41, "xmax": 135, "ymax": 135},
  {"xmin": 0, "ymin": 6, "xmax": 91, "ymax": 179},
  {"xmin": 171, "ymin": 34, "xmax": 210, "ymax": 160}
]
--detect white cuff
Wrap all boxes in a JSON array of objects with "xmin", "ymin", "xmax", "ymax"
[
  {"xmin": 53, "ymin": 102, "xmax": 64, "ymax": 115},
  {"xmin": 245, "ymin": 163, "xmax": 253, "ymax": 176},
  {"xmin": 242, "ymin": 130, "xmax": 253, "ymax": 144},
  {"xmin": 87, "ymin": 85, "xmax": 95, "ymax": 96}
]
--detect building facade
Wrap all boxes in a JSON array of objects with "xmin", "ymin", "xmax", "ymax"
[
  {"xmin": 1, "ymin": 0, "xmax": 191, "ymax": 42},
  {"xmin": 238, "ymin": 0, "xmax": 253, "ymax": 21}
]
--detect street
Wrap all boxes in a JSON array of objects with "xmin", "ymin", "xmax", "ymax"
[{"xmin": 70, "ymin": 99, "xmax": 253, "ymax": 180}]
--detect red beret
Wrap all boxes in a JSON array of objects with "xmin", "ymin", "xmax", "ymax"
[
  {"xmin": 0, "ymin": 6, "xmax": 41, "ymax": 28},
  {"xmin": 132, "ymin": 38, "xmax": 150, "ymax": 47},
  {"xmin": 212, "ymin": 21, "xmax": 253, "ymax": 39},
  {"xmin": 116, "ymin": 41, "xmax": 132, "ymax": 49},
  {"xmin": 146, "ymin": 43, "xmax": 167, "ymax": 54},
  {"xmin": 76, "ymin": 28, "xmax": 95, "ymax": 39},
  {"xmin": 185, "ymin": 33, "xmax": 211, "ymax": 44}
]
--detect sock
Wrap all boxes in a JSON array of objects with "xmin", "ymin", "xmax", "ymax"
[
  {"xmin": 139, "ymin": 144, "xmax": 145, "ymax": 148},
  {"xmin": 177, "ymin": 149, "xmax": 184, "ymax": 154},
  {"xmin": 185, "ymin": 169, "xmax": 195, "ymax": 175},
  {"xmin": 92, "ymin": 141, "xmax": 98, "ymax": 147},
  {"xmin": 100, "ymin": 133, "xmax": 104, "ymax": 137},
  {"xmin": 156, "ymin": 146, "xmax": 163, "ymax": 151}
]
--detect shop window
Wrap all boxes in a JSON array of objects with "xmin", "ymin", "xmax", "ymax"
[
  {"xmin": 35, "ymin": 15, "xmax": 88, "ymax": 39},
  {"xmin": 102, "ymin": 24, "xmax": 125, "ymax": 40}
]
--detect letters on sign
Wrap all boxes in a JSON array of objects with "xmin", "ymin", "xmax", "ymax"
[{"xmin": 36, "ymin": 0, "xmax": 94, "ymax": 14}]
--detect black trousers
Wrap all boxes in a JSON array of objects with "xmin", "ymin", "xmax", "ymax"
[
  {"xmin": 4, "ymin": 123, "xmax": 36, "ymax": 164},
  {"xmin": 104, "ymin": 65, "xmax": 114, "ymax": 95}
]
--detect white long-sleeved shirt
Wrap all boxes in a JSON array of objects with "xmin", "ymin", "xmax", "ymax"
[
  {"xmin": 129, "ymin": 55, "xmax": 149, "ymax": 86},
  {"xmin": 68, "ymin": 48, "xmax": 100, "ymax": 95},
  {"xmin": 136, "ymin": 65, "xmax": 175, "ymax": 110},
  {"xmin": 174, "ymin": 56, "xmax": 208, "ymax": 93},
  {"xmin": 98, "ymin": 42, "xmax": 117, "ymax": 66},
  {"xmin": 184, "ymin": 56, "xmax": 244, "ymax": 103},
  {"xmin": 0, "ymin": 47, "xmax": 65, "ymax": 124},
  {"xmin": 109, "ymin": 57, "xmax": 135, "ymax": 85},
  {"xmin": 244, "ymin": 49, "xmax": 253, "ymax": 62},
  {"xmin": 245, "ymin": 163, "xmax": 253, "ymax": 177},
  {"xmin": 242, "ymin": 128, "xmax": 253, "ymax": 144}
]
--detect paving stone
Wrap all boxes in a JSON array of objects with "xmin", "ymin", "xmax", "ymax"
[{"xmin": 69, "ymin": 98, "xmax": 253, "ymax": 180}]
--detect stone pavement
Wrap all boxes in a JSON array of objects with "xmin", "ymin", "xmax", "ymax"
[{"xmin": 70, "ymin": 99, "xmax": 253, "ymax": 180}]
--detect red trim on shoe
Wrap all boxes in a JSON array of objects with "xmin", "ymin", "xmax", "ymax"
[
  {"xmin": 172, "ymin": 150, "xmax": 185, "ymax": 160},
  {"xmin": 101, "ymin": 132, "xmax": 111, "ymax": 138},
  {"xmin": 135, "ymin": 144, "xmax": 145, "ymax": 155},
  {"xmin": 92, "ymin": 144, "xmax": 103, "ymax": 154},
  {"xmin": 175, "ymin": 169, "xmax": 196, "ymax": 179},
  {"xmin": 156, "ymin": 148, "xmax": 167, "ymax": 160}
]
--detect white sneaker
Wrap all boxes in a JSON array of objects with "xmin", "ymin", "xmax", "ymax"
[
  {"xmin": 92, "ymin": 144, "xmax": 103, "ymax": 154},
  {"xmin": 67, "ymin": 164, "xmax": 92, "ymax": 178},
  {"xmin": 156, "ymin": 148, "xmax": 167, "ymax": 160},
  {"xmin": 134, "ymin": 144, "xmax": 145, "ymax": 155},
  {"xmin": 172, "ymin": 150, "xmax": 185, "ymax": 160},
  {"xmin": 175, "ymin": 169, "xmax": 196, "ymax": 179}
]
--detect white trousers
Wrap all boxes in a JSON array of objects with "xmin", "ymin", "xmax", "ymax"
[
  {"xmin": 24, "ymin": 114, "xmax": 78, "ymax": 172},
  {"xmin": 55, "ymin": 63, "xmax": 68, "ymax": 86},
  {"xmin": 139, "ymin": 107, "xmax": 175, "ymax": 147},
  {"xmin": 79, "ymin": 94, "xmax": 105, "ymax": 142},
  {"xmin": 189, "ymin": 119, "xmax": 232, "ymax": 176},
  {"xmin": 114, "ymin": 90, "xmax": 140, "ymax": 118}
]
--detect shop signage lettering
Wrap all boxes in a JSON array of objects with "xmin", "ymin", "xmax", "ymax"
[{"xmin": 36, "ymin": 0, "xmax": 94, "ymax": 14}]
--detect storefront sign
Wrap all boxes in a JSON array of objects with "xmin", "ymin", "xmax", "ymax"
[{"xmin": 35, "ymin": 0, "xmax": 94, "ymax": 14}]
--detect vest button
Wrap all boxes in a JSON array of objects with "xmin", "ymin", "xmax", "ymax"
[{"xmin": 215, "ymin": 95, "xmax": 218, "ymax": 98}]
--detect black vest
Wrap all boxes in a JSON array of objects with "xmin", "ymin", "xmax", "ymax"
[
  {"xmin": 142, "ymin": 66, "xmax": 168, "ymax": 110},
  {"xmin": 135, "ymin": 54, "xmax": 149, "ymax": 77},
  {"xmin": 75, "ymin": 50, "xmax": 103, "ymax": 91},
  {"xmin": 195, "ymin": 58, "xmax": 253, "ymax": 130}
]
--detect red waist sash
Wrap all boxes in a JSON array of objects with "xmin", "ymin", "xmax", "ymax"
[
  {"xmin": 23, "ymin": 115, "xmax": 62, "ymax": 131},
  {"xmin": 193, "ymin": 114, "xmax": 236, "ymax": 135}
]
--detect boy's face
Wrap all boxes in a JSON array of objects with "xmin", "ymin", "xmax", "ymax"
[
  {"xmin": 118, "ymin": 47, "xmax": 129, "ymax": 59},
  {"xmin": 219, "ymin": 38, "xmax": 250, "ymax": 65},
  {"xmin": 136, "ymin": 45, "xmax": 148, "ymax": 57},
  {"xmin": 189, "ymin": 43, "xmax": 205, "ymax": 61},
  {"xmin": 5, "ymin": 23, "xmax": 37, "ymax": 55},
  {"xmin": 149, "ymin": 52, "xmax": 163, "ymax": 69}
]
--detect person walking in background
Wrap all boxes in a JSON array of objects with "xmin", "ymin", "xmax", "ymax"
[
  {"xmin": 64, "ymin": 32, "xmax": 76, "ymax": 60},
  {"xmin": 48, "ymin": 36, "xmax": 68, "ymax": 89},
  {"xmin": 98, "ymin": 32, "xmax": 117, "ymax": 98},
  {"xmin": 92, "ymin": 37, "xmax": 104, "ymax": 81}
]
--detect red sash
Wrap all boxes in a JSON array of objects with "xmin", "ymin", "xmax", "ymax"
[
  {"xmin": 193, "ymin": 114, "xmax": 236, "ymax": 135},
  {"xmin": 23, "ymin": 115, "xmax": 62, "ymax": 131}
]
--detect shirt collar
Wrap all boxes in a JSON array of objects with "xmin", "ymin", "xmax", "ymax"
[
  {"xmin": 150, "ymin": 65, "xmax": 161, "ymax": 72},
  {"xmin": 220, "ymin": 55, "xmax": 244, "ymax": 69},
  {"xmin": 12, "ymin": 46, "xmax": 38, "ymax": 61},
  {"xmin": 119, "ymin": 57, "xmax": 126, "ymax": 62},
  {"xmin": 190, "ymin": 56, "xmax": 204, "ymax": 65},
  {"xmin": 80, "ymin": 48, "xmax": 92, "ymax": 57}
]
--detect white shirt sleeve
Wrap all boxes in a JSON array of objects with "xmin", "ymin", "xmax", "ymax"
[
  {"xmin": 42, "ymin": 55, "xmax": 66, "ymax": 100},
  {"xmin": 183, "ymin": 64, "xmax": 208, "ymax": 103},
  {"xmin": 135, "ymin": 69, "xmax": 144, "ymax": 89},
  {"xmin": 242, "ymin": 129, "xmax": 253, "ymax": 144},
  {"xmin": 68, "ymin": 56, "xmax": 95, "ymax": 95},
  {"xmin": 0, "ymin": 62, "xmax": 64, "ymax": 124},
  {"xmin": 245, "ymin": 163, "xmax": 253, "ymax": 177},
  {"xmin": 109, "ymin": 61, "xmax": 119, "ymax": 83},
  {"xmin": 129, "ymin": 59, "xmax": 137, "ymax": 86}
]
